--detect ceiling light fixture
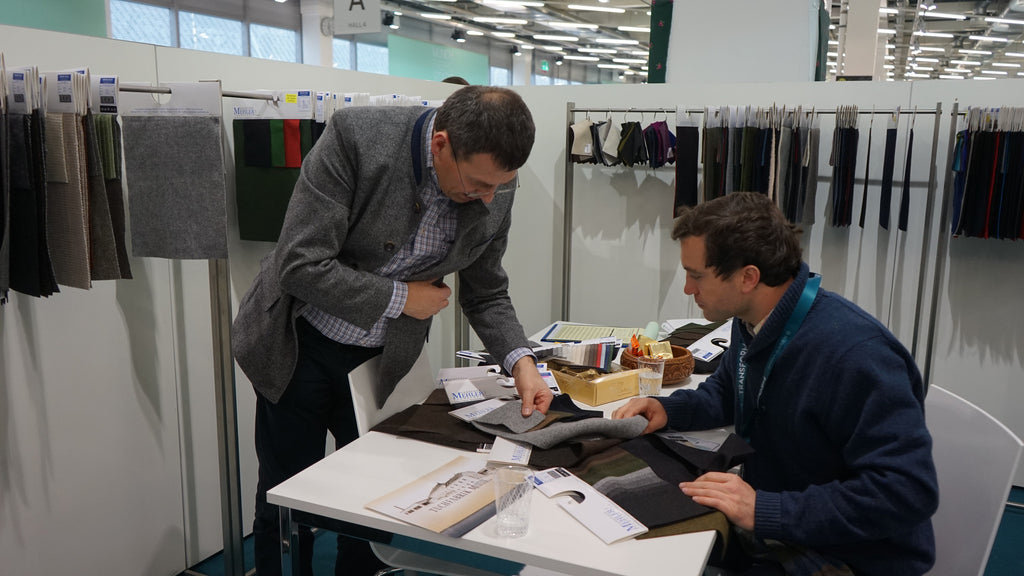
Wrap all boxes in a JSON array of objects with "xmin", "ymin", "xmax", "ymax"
[
  {"xmin": 949, "ymin": 59, "xmax": 981, "ymax": 65},
  {"xmin": 915, "ymin": 57, "xmax": 940, "ymax": 63},
  {"xmin": 567, "ymin": 4, "xmax": 625, "ymax": 13},
  {"xmin": 918, "ymin": 46, "xmax": 946, "ymax": 52},
  {"xmin": 419, "ymin": 13, "xmax": 452, "ymax": 20},
  {"xmin": 451, "ymin": 29, "xmax": 466, "ymax": 43},
  {"xmin": 534, "ymin": 34, "xmax": 578, "ymax": 41},
  {"xmin": 595, "ymin": 38, "xmax": 640, "ymax": 45},
  {"xmin": 473, "ymin": 17, "xmax": 529, "ymax": 25},
  {"xmin": 914, "ymin": 31, "xmax": 954, "ymax": 38},
  {"xmin": 958, "ymin": 48, "xmax": 992, "ymax": 55},
  {"xmin": 612, "ymin": 58, "xmax": 646, "ymax": 64},
  {"xmin": 492, "ymin": 31, "xmax": 516, "ymax": 38},
  {"xmin": 555, "ymin": 55, "xmax": 564, "ymax": 65},
  {"xmin": 938, "ymin": 75, "xmax": 965, "ymax": 79},
  {"xmin": 921, "ymin": 11, "xmax": 967, "ymax": 20},
  {"xmin": 578, "ymin": 48, "xmax": 617, "ymax": 53},
  {"xmin": 511, "ymin": 46, "xmax": 522, "ymax": 56},
  {"xmin": 878, "ymin": 28, "xmax": 897, "ymax": 34},
  {"xmin": 879, "ymin": 7, "xmax": 898, "ymax": 14},
  {"xmin": 597, "ymin": 63, "xmax": 630, "ymax": 69},
  {"xmin": 547, "ymin": 22, "xmax": 599, "ymax": 29},
  {"xmin": 382, "ymin": 11, "xmax": 395, "ymax": 27},
  {"xmin": 563, "ymin": 55, "xmax": 600, "ymax": 61},
  {"xmin": 969, "ymin": 35, "xmax": 1010, "ymax": 43},
  {"xmin": 992, "ymin": 62, "xmax": 1021, "ymax": 67},
  {"xmin": 972, "ymin": 76, "xmax": 996, "ymax": 80},
  {"xmin": 481, "ymin": 0, "xmax": 544, "ymax": 7},
  {"xmin": 1005, "ymin": 52, "xmax": 1024, "ymax": 57},
  {"xmin": 981, "ymin": 70, "xmax": 1008, "ymax": 75},
  {"xmin": 985, "ymin": 17, "xmax": 1024, "ymax": 26},
  {"xmin": 617, "ymin": 26, "xmax": 650, "ymax": 33},
  {"xmin": 521, "ymin": 44, "xmax": 534, "ymax": 50},
  {"xmin": 466, "ymin": 30, "xmax": 484, "ymax": 36}
]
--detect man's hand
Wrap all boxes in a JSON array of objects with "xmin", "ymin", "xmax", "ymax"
[
  {"xmin": 611, "ymin": 397, "xmax": 668, "ymax": 434},
  {"xmin": 511, "ymin": 357, "xmax": 553, "ymax": 416},
  {"xmin": 402, "ymin": 279, "xmax": 451, "ymax": 320},
  {"xmin": 680, "ymin": 472, "xmax": 756, "ymax": 531}
]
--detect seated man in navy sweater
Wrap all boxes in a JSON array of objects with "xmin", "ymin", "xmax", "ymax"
[{"xmin": 613, "ymin": 191, "xmax": 938, "ymax": 575}]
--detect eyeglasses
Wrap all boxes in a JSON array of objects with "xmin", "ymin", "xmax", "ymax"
[{"xmin": 449, "ymin": 141, "xmax": 519, "ymax": 200}]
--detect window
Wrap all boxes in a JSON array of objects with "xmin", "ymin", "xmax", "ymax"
[
  {"xmin": 250, "ymin": 23, "xmax": 298, "ymax": 63},
  {"xmin": 333, "ymin": 38, "xmax": 353, "ymax": 70},
  {"xmin": 110, "ymin": 0, "xmax": 172, "ymax": 46},
  {"xmin": 179, "ymin": 11, "xmax": 243, "ymax": 55},
  {"xmin": 489, "ymin": 67, "xmax": 510, "ymax": 86},
  {"xmin": 356, "ymin": 42, "xmax": 388, "ymax": 75},
  {"xmin": 533, "ymin": 74, "xmax": 552, "ymax": 86}
]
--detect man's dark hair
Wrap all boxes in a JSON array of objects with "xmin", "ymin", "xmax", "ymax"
[
  {"xmin": 671, "ymin": 192, "xmax": 802, "ymax": 286},
  {"xmin": 434, "ymin": 86, "xmax": 535, "ymax": 171},
  {"xmin": 441, "ymin": 76, "xmax": 470, "ymax": 85}
]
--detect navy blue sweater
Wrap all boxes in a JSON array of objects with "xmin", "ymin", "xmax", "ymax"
[{"xmin": 659, "ymin": 263, "xmax": 938, "ymax": 575}]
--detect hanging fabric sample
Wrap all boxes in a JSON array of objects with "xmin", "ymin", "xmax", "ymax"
[
  {"xmin": 44, "ymin": 111, "xmax": 92, "ymax": 289},
  {"xmin": 701, "ymin": 108, "xmax": 725, "ymax": 200},
  {"xmin": 95, "ymin": 113, "xmax": 132, "ymax": 279},
  {"xmin": 82, "ymin": 112, "xmax": 121, "ymax": 280},
  {"xmin": 618, "ymin": 120, "xmax": 648, "ymax": 167},
  {"xmin": 878, "ymin": 112, "xmax": 899, "ymax": 230},
  {"xmin": 898, "ymin": 122, "xmax": 915, "ymax": 232},
  {"xmin": 569, "ymin": 117, "xmax": 596, "ymax": 164},
  {"xmin": 858, "ymin": 112, "xmax": 875, "ymax": 228},
  {"xmin": 233, "ymin": 118, "xmax": 315, "ymax": 242},
  {"xmin": 827, "ymin": 105, "xmax": 859, "ymax": 227},
  {"xmin": 673, "ymin": 113, "xmax": 700, "ymax": 214},
  {"xmin": 952, "ymin": 107, "xmax": 1024, "ymax": 240},
  {"xmin": 7, "ymin": 111, "xmax": 59, "ymax": 298},
  {"xmin": 121, "ymin": 115, "xmax": 228, "ymax": 259},
  {"xmin": 600, "ymin": 119, "xmax": 622, "ymax": 166},
  {"xmin": 0, "ymin": 108, "xmax": 9, "ymax": 302},
  {"xmin": 801, "ymin": 112, "xmax": 821, "ymax": 225},
  {"xmin": 590, "ymin": 120, "xmax": 610, "ymax": 165}
]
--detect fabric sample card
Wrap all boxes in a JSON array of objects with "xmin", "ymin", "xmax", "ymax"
[
  {"xmin": 233, "ymin": 119, "xmax": 314, "ymax": 242},
  {"xmin": 8, "ymin": 112, "xmax": 59, "ymax": 298},
  {"xmin": 83, "ymin": 113, "xmax": 121, "ymax": 280},
  {"xmin": 674, "ymin": 125, "xmax": 699, "ymax": 214},
  {"xmin": 122, "ymin": 115, "xmax": 228, "ymax": 259},
  {"xmin": 471, "ymin": 402, "xmax": 648, "ymax": 450},
  {"xmin": 45, "ymin": 112, "xmax": 92, "ymax": 290}
]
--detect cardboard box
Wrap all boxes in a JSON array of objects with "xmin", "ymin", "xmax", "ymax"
[{"xmin": 550, "ymin": 367, "xmax": 640, "ymax": 406}]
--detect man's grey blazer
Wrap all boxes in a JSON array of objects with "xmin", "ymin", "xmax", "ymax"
[{"xmin": 232, "ymin": 106, "xmax": 530, "ymax": 406}]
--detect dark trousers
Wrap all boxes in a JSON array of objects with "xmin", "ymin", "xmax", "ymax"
[{"xmin": 253, "ymin": 317, "xmax": 385, "ymax": 576}]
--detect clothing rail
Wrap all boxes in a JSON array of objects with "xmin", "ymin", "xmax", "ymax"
[
  {"xmin": 116, "ymin": 83, "xmax": 271, "ymax": 576},
  {"xmin": 562, "ymin": 102, "xmax": 948, "ymax": 388}
]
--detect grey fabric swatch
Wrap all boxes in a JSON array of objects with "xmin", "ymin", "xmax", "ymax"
[
  {"xmin": 473, "ymin": 399, "xmax": 546, "ymax": 433},
  {"xmin": 472, "ymin": 402, "xmax": 648, "ymax": 449},
  {"xmin": 45, "ymin": 112, "xmax": 92, "ymax": 290},
  {"xmin": 121, "ymin": 115, "xmax": 228, "ymax": 259},
  {"xmin": 83, "ymin": 113, "xmax": 121, "ymax": 280},
  {"xmin": 104, "ymin": 116, "xmax": 132, "ymax": 279}
]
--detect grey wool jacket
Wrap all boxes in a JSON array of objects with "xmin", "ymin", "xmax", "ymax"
[{"xmin": 232, "ymin": 106, "xmax": 531, "ymax": 406}]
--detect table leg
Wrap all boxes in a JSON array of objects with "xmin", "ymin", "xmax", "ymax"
[{"xmin": 279, "ymin": 506, "xmax": 302, "ymax": 576}]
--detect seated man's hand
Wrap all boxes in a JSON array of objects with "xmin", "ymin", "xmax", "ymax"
[
  {"xmin": 681, "ymin": 472, "xmax": 756, "ymax": 531},
  {"xmin": 611, "ymin": 398, "xmax": 667, "ymax": 434},
  {"xmin": 512, "ymin": 357, "xmax": 553, "ymax": 416}
]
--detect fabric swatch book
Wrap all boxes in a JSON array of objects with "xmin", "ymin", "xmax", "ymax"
[{"xmin": 365, "ymin": 455, "xmax": 496, "ymax": 537}]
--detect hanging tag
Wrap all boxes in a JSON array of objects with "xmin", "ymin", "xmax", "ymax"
[
  {"xmin": 91, "ymin": 75, "xmax": 119, "ymax": 114},
  {"xmin": 315, "ymin": 91, "xmax": 329, "ymax": 123},
  {"xmin": 8, "ymin": 67, "xmax": 32, "ymax": 114},
  {"xmin": 120, "ymin": 80, "xmax": 222, "ymax": 117}
]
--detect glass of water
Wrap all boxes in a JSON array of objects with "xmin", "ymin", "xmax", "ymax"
[{"xmin": 637, "ymin": 357, "xmax": 666, "ymax": 396}]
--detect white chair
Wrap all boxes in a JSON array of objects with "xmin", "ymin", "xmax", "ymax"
[
  {"xmin": 348, "ymin": 347, "xmax": 436, "ymax": 436},
  {"xmin": 924, "ymin": 385, "xmax": 1022, "ymax": 576}
]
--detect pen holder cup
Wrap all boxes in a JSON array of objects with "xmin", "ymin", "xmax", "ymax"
[{"xmin": 619, "ymin": 345, "xmax": 695, "ymax": 386}]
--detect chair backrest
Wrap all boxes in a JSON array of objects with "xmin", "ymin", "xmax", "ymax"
[
  {"xmin": 924, "ymin": 386, "xmax": 1023, "ymax": 576},
  {"xmin": 348, "ymin": 347, "xmax": 435, "ymax": 436}
]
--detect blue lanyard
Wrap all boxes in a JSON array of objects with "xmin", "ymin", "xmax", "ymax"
[{"xmin": 735, "ymin": 274, "xmax": 821, "ymax": 441}]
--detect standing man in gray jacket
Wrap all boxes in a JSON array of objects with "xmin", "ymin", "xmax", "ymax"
[{"xmin": 232, "ymin": 86, "xmax": 552, "ymax": 575}]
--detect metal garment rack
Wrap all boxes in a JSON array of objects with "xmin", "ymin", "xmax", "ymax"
[
  {"xmin": 562, "ymin": 102, "xmax": 950, "ymax": 384},
  {"xmin": 118, "ymin": 84, "xmax": 275, "ymax": 576}
]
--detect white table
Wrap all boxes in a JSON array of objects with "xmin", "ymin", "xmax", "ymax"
[{"xmin": 268, "ymin": 320, "xmax": 719, "ymax": 576}]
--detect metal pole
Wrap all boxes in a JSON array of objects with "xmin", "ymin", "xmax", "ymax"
[
  {"xmin": 561, "ymin": 101, "xmax": 575, "ymax": 321},
  {"xmin": 209, "ymin": 258, "xmax": 244, "ymax": 576},
  {"xmin": 911, "ymin": 102, "xmax": 942, "ymax": 362},
  {"xmin": 922, "ymin": 101, "xmax": 959, "ymax": 390}
]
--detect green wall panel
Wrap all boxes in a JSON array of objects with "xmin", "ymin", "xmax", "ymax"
[
  {"xmin": 0, "ymin": 0, "xmax": 107, "ymax": 38},
  {"xmin": 388, "ymin": 34, "xmax": 488, "ymax": 86}
]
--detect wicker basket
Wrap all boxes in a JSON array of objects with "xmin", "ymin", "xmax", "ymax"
[{"xmin": 619, "ymin": 345, "xmax": 695, "ymax": 385}]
